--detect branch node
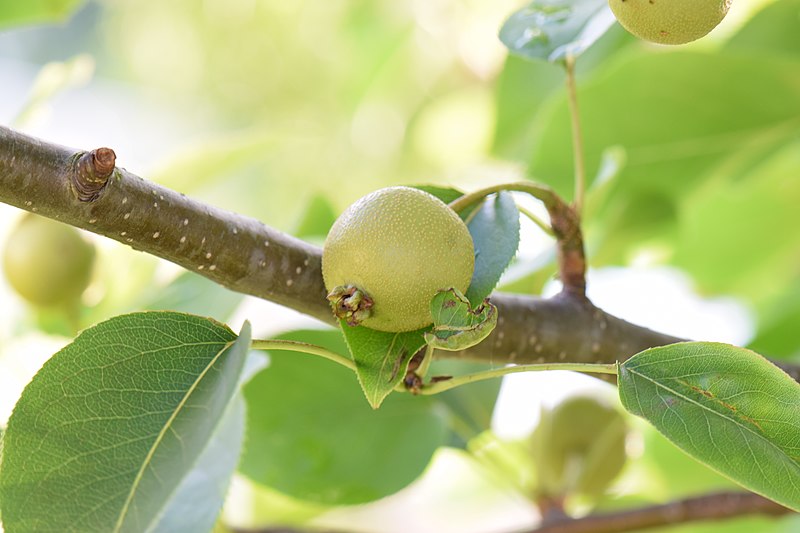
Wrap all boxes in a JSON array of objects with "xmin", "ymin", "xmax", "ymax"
[
  {"xmin": 548, "ymin": 201, "xmax": 586, "ymax": 299},
  {"xmin": 71, "ymin": 147, "xmax": 116, "ymax": 202}
]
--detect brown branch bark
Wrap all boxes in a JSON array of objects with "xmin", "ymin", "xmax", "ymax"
[
  {"xmin": 1, "ymin": 126, "xmax": 798, "ymax": 383},
  {"xmin": 225, "ymin": 492, "xmax": 794, "ymax": 533},
  {"xmin": 527, "ymin": 491, "xmax": 793, "ymax": 533}
]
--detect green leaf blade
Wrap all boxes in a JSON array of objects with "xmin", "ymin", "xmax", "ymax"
[
  {"xmin": 149, "ymin": 394, "xmax": 246, "ymax": 533},
  {"xmin": 340, "ymin": 322, "xmax": 427, "ymax": 408},
  {"xmin": 0, "ymin": 0, "xmax": 84, "ymax": 29},
  {"xmin": 240, "ymin": 329, "xmax": 448, "ymax": 505},
  {"xmin": 499, "ymin": 0, "xmax": 616, "ymax": 64},
  {"xmin": 425, "ymin": 289, "xmax": 498, "ymax": 351},
  {"xmin": 465, "ymin": 192, "xmax": 520, "ymax": 304},
  {"xmin": 0, "ymin": 312, "xmax": 251, "ymax": 532},
  {"xmin": 618, "ymin": 342, "xmax": 800, "ymax": 512}
]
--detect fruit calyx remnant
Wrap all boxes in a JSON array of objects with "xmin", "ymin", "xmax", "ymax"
[{"xmin": 327, "ymin": 284, "xmax": 374, "ymax": 326}]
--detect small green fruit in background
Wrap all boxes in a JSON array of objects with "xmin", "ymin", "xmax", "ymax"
[
  {"xmin": 530, "ymin": 394, "xmax": 628, "ymax": 498},
  {"xmin": 322, "ymin": 186, "xmax": 474, "ymax": 332},
  {"xmin": 608, "ymin": 0, "xmax": 732, "ymax": 45},
  {"xmin": 3, "ymin": 214, "xmax": 96, "ymax": 307}
]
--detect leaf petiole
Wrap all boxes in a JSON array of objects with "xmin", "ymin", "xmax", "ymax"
[
  {"xmin": 417, "ymin": 361, "xmax": 619, "ymax": 395},
  {"xmin": 251, "ymin": 339, "xmax": 356, "ymax": 371},
  {"xmin": 517, "ymin": 204, "xmax": 555, "ymax": 237}
]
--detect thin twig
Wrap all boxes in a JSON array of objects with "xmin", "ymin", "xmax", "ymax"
[
  {"xmin": 564, "ymin": 55, "xmax": 586, "ymax": 216},
  {"xmin": 449, "ymin": 181, "xmax": 586, "ymax": 298},
  {"xmin": 225, "ymin": 492, "xmax": 792, "ymax": 533},
  {"xmin": 418, "ymin": 362, "xmax": 618, "ymax": 395},
  {"xmin": 517, "ymin": 204, "xmax": 555, "ymax": 237},
  {"xmin": 525, "ymin": 491, "xmax": 792, "ymax": 533},
  {"xmin": 1, "ymin": 126, "xmax": 798, "ymax": 384}
]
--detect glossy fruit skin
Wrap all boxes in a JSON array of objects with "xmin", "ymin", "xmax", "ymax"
[
  {"xmin": 530, "ymin": 394, "xmax": 627, "ymax": 498},
  {"xmin": 322, "ymin": 186, "xmax": 474, "ymax": 332},
  {"xmin": 608, "ymin": 0, "xmax": 731, "ymax": 45},
  {"xmin": 3, "ymin": 214, "xmax": 95, "ymax": 307}
]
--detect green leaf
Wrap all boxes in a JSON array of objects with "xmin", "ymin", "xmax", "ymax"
[
  {"xmin": 292, "ymin": 193, "xmax": 338, "ymax": 240},
  {"xmin": 424, "ymin": 289, "xmax": 498, "ymax": 351},
  {"xmin": 340, "ymin": 321, "xmax": 428, "ymax": 408},
  {"xmin": 0, "ymin": 427, "xmax": 2, "ymax": 524},
  {"xmin": 499, "ymin": 0, "xmax": 616, "ymax": 64},
  {"xmin": 673, "ymin": 140, "xmax": 800, "ymax": 301},
  {"xmin": 749, "ymin": 279, "xmax": 800, "ymax": 359},
  {"xmin": 429, "ymin": 360, "xmax": 502, "ymax": 448},
  {"xmin": 492, "ymin": 25, "xmax": 633, "ymax": 161},
  {"xmin": 150, "ymin": 395, "xmax": 246, "ymax": 533},
  {"xmin": 618, "ymin": 342, "xmax": 800, "ymax": 512},
  {"xmin": 411, "ymin": 184, "xmax": 481, "ymax": 222},
  {"xmin": 0, "ymin": 0, "xmax": 84, "ymax": 29},
  {"xmin": 240, "ymin": 329, "xmax": 448, "ymax": 505},
  {"xmin": 635, "ymin": 421, "xmax": 738, "ymax": 499},
  {"xmin": 468, "ymin": 431, "xmax": 539, "ymax": 494},
  {"xmin": 529, "ymin": 51, "xmax": 800, "ymax": 200},
  {"xmin": 0, "ymin": 312, "xmax": 251, "ymax": 532},
  {"xmin": 143, "ymin": 271, "xmax": 244, "ymax": 323},
  {"xmin": 150, "ymin": 131, "xmax": 276, "ymax": 194},
  {"xmin": 465, "ymin": 192, "xmax": 520, "ymax": 304},
  {"xmin": 13, "ymin": 54, "xmax": 94, "ymax": 129},
  {"xmin": 725, "ymin": 0, "xmax": 800, "ymax": 58},
  {"xmin": 412, "ymin": 185, "xmax": 464, "ymax": 205}
]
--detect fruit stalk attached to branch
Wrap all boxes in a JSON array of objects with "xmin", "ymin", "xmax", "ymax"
[{"xmin": 449, "ymin": 181, "xmax": 587, "ymax": 299}]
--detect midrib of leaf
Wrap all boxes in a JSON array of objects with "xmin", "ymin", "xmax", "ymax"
[
  {"xmin": 625, "ymin": 366, "xmax": 799, "ymax": 469},
  {"xmin": 377, "ymin": 333, "xmax": 401, "ymax": 383},
  {"xmin": 112, "ymin": 340, "xmax": 236, "ymax": 532}
]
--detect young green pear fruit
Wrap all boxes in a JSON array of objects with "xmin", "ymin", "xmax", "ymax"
[
  {"xmin": 3, "ymin": 214, "xmax": 95, "ymax": 307},
  {"xmin": 322, "ymin": 186, "xmax": 474, "ymax": 332},
  {"xmin": 530, "ymin": 394, "xmax": 628, "ymax": 498},
  {"xmin": 608, "ymin": 0, "xmax": 731, "ymax": 45}
]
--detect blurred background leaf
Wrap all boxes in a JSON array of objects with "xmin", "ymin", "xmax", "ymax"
[
  {"xmin": 0, "ymin": 0, "xmax": 85, "ymax": 29},
  {"xmin": 1, "ymin": 0, "xmax": 799, "ymax": 531},
  {"xmin": 240, "ymin": 329, "xmax": 448, "ymax": 505}
]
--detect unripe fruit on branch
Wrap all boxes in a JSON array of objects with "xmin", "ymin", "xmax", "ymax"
[
  {"xmin": 3, "ymin": 214, "xmax": 95, "ymax": 307},
  {"xmin": 608, "ymin": 0, "xmax": 732, "ymax": 45},
  {"xmin": 322, "ymin": 186, "xmax": 474, "ymax": 332},
  {"xmin": 530, "ymin": 394, "xmax": 628, "ymax": 498}
]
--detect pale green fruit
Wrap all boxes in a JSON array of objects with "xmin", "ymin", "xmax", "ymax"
[
  {"xmin": 3, "ymin": 214, "xmax": 95, "ymax": 307},
  {"xmin": 322, "ymin": 186, "xmax": 474, "ymax": 332},
  {"xmin": 608, "ymin": 0, "xmax": 731, "ymax": 45},
  {"xmin": 530, "ymin": 394, "xmax": 628, "ymax": 498}
]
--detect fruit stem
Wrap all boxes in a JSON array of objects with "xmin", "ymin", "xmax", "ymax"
[
  {"xmin": 448, "ymin": 181, "xmax": 587, "ymax": 298},
  {"xmin": 417, "ymin": 361, "xmax": 618, "ymax": 395},
  {"xmin": 448, "ymin": 182, "xmax": 558, "ymax": 215},
  {"xmin": 251, "ymin": 339, "xmax": 356, "ymax": 371},
  {"xmin": 565, "ymin": 54, "xmax": 586, "ymax": 216}
]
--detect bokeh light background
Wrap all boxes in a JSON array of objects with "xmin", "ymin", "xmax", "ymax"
[{"xmin": 0, "ymin": 1, "xmax": 790, "ymax": 532}]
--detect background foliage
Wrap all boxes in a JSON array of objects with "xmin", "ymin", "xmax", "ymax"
[{"xmin": 0, "ymin": 0, "xmax": 798, "ymax": 532}]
